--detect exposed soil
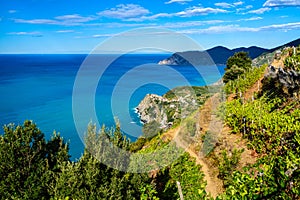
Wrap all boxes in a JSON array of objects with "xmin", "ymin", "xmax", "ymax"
[
  {"xmin": 161, "ymin": 92, "xmax": 258, "ymax": 198},
  {"xmin": 158, "ymin": 54, "xmax": 289, "ymax": 198}
]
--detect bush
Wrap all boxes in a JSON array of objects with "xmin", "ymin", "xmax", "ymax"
[
  {"xmin": 0, "ymin": 120, "xmax": 69, "ymax": 199},
  {"xmin": 223, "ymin": 52, "xmax": 252, "ymax": 83}
]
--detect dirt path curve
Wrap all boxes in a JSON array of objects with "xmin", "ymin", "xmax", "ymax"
[
  {"xmin": 162, "ymin": 91, "xmax": 258, "ymax": 198},
  {"xmin": 163, "ymin": 93, "xmax": 224, "ymax": 198}
]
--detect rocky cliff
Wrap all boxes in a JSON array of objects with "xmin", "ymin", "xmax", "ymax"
[
  {"xmin": 136, "ymin": 86, "xmax": 217, "ymax": 130},
  {"xmin": 262, "ymin": 65, "xmax": 300, "ymax": 97},
  {"xmin": 158, "ymin": 51, "xmax": 214, "ymax": 66}
]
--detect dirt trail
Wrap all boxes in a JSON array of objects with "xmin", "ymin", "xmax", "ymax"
[
  {"xmin": 163, "ymin": 94, "xmax": 224, "ymax": 198},
  {"xmin": 272, "ymin": 52, "xmax": 288, "ymax": 68},
  {"xmin": 162, "ymin": 92, "xmax": 258, "ymax": 198}
]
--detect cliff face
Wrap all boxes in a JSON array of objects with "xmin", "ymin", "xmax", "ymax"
[
  {"xmin": 136, "ymin": 86, "xmax": 215, "ymax": 130},
  {"xmin": 158, "ymin": 51, "xmax": 214, "ymax": 66},
  {"xmin": 136, "ymin": 94, "xmax": 179, "ymax": 129},
  {"xmin": 262, "ymin": 66, "xmax": 300, "ymax": 97},
  {"xmin": 158, "ymin": 53, "xmax": 191, "ymax": 65}
]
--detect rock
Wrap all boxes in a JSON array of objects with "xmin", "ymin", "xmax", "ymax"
[
  {"xmin": 263, "ymin": 66, "xmax": 300, "ymax": 97},
  {"xmin": 136, "ymin": 86, "xmax": 213, "ymax": 130},
  {"xmin": 136, "ymin": 94, "xmax": 178, "ymax": 129}
]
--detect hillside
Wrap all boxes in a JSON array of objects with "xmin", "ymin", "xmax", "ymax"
[
  {"xmin": 1, "ymin": 44, "xmax": 299, "ymax": 199},
  {"xmin": 140, "ymin": 45, "xmax": 300, "ymax": 199},
  {"xmin": 158, "ymin": 38, "xmax": 300, "ymax": 65}
]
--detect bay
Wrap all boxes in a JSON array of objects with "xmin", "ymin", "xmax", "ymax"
[{"xmin": 0, "ymin": 54, "xmax": 225, "ymax": 159}]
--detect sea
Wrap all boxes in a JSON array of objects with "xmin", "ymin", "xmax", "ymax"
[{"xmin": 0, "ymin": 54, "xmax": 225, "ymax": 159}]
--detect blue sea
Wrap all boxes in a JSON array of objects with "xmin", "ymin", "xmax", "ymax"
[{"xmin": 0, "ymin": 54, "xmax": 225, "ymax": 159}]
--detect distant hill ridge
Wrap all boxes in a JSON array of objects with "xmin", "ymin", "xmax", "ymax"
[{"xmin": 158, "ymin": 38, "xmax": 300, "ymax": 65}]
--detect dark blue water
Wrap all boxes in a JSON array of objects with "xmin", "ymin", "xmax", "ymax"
[{"xmin": 0, "ymin": 54, "xmax": 225, "ymax": 159}]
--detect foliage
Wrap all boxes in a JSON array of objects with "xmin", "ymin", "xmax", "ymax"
[
  {"xmin": 219, "ymin": 93, "xmax": 300, "ymax": 199},
  {"xmin": 156, "ymin": 153, "xmax": 210, "ymax": 199},
  {"xmin": 0, "ymin": 120, "xmax": 69, "ymax": 199},
  {"xmin": 284, "ymin": 46, "xmax": 300, "ymax": 71},
  {"xmin": 224, "ymin": 64, "xmax": 267, "ymax": 94},
  {"xmin": 217, "ymin": 149, "xmax": 243, "ymax": 186},
  {"xmin": 218, "ymin": 48, "xmax": 300, "ymax": 199},
  {"xmin": 219, "ymin": 136, "xmax": 300, "ymax": 199},
  {"xmin": 222, "ymin": 97, "xmax": 300, "ymax": 153},
  {"xmin": 142, "ymin": 120, "xmax": 161, "ymax": 139},
  {"xmin": 48, "ymin": 123, "xmax": 158, "ymax": 200},
  {"xmin": 130, "ymin": 137, "xmax": 147, "ymax": 152},
  {"xmin": 223, "ymin": 52, "xmax": 252, "ymax": 83}
]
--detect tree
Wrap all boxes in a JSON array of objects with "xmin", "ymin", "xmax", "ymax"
[
  {"xmin": 223, "ymin": 52, "xmax": 252, "ymax": 83},
  {"xmin": 0, "ymin": 120, "xmax": 69, "ymax": 199}
]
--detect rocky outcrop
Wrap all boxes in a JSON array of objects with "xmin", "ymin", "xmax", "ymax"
[
  {"xmin": 158, "ymin": 51, "xmax": 214, "ymax": 66},
  {"xmin": 136, "ymin": 86, "xmax": 213, "ymax": 130},
  {"xmin": 136, "ymin": 94, "xmax": 179, "ymax": 129},
  {"xmin": 136, "ymin": 94, "xmax": 172, "ymax": 128},
  {"xmin": 158, "ymin": 53, "xmax": 192, "ymax": 65},
  {"xmin": 262, "ymin": 65, "xmax": 300, "ymax": 97}
]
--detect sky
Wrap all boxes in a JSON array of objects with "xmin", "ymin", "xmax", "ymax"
[{"xmin": 0, "ymin": 0, "xmax": 300, "ymax": 53}]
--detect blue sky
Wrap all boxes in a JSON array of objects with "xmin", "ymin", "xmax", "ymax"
[{"xmin": 1, "ymin": 0, "xmax": 300, "ymax": 53}]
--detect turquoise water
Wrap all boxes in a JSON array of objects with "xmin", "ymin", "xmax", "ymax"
[{"xmin": 0, "ymin": 54, "xmax": 225, "ymax": 159}]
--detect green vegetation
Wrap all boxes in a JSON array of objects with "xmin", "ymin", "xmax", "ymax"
[
  {"xmin": 142, "ymin": 121, "xmax": 162, "ymax": 139},
  {"xmin": 284, "ymin": 45, "xmax": 300, "ymax": 71},
  {"xmin": 2, "ymin": 49, "xmax": 300, "ymax": 199},
  {"xmin": 157, "ymin": 153, "xmax": 208, "ymax": 199},
  {"xmin": 217, "ymin": 50, "xmax": 300, "ymax": 199},
  {"xmin": 0, "ymin": 120, "xmax": 211, "ymax": 199},
  {"xmin": 223, "ymin": 52, "xmax": 252, "ymax": 83},
  {"xmin": 217, "ymin": 149, "xmax": 243, "ymax": 186},
  {"xmin": 224, "ymin": 64, "xmax": 267, "ymax": 94},
  {"xmin": 0, "ymin": 121, "xmax": 69, "ymax": 199}
]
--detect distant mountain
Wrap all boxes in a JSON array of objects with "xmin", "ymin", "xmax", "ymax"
[
  {"xmin": 269, "ymin": 38, "xmax": 300, "ymax": 52},
  {"xmin": 158, "ymin": 38, "xmax": 300, "ymax": 66},
  {"xmin": 207, "ymin": 46, "xmax": 268, "ymax": 65}
]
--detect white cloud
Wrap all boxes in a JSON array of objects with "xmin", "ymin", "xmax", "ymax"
[
  {"xmin": 236, "ymin": 4, "xmax": 253, "ymax": 13},
  {"xmin": 8, "ymin": 10, "xmax": 17, "ymax": 13},
  {"xmin": 8, "ymin": 31, "xmax": 42, "ymax": 36},
  {"xmin": 263, "ymin": 0, "xmax": 300, "ymax": 7},
  {"xmin": 233, "ymin": 1, "xmax": 244, "ymax": 6},
  {"xmin": 55, "ymin": 14, "xmax": 96, "ymax": 23},
  {"xmin": 179, "ymin": 21, "xmax": 300, "ymax": 34},
  {"xmin": 179, "ymin": 25, "xmax": 258, "ymax": 34},
  {"xmin": 56, "ymin": 30, "xmax": 74, "ymax": 33},
  {"xmin": 215, "ymin": 2, "xmax": 232, "ymax": 8},
  {"xmin": 160, "ymin": 20, "xmax": 225, "ymax": 28},
  {"xmin": 124, "ymin": 13, "xmax": 173, "ymax": 22},
  {"xmin": 165, "ymin": 0, "xmax": 192, "ymax": 4},
  {"xmin": 248, "ymin": 7, "xmax": 271, "ymax": 14},
  {"xmin": 97, "ymin": 4, "xmax": 150, "ymax": 20},
  {"xmin": 103, "ymin": 5, "xmax": 228, "ymax": 21},
  {"xmin": 215, "ymin": 1, "xmax": 244, "ymax": 8},
  {"xmin": 13, "ymin": 14, "xmax": 97, "ymax": 26},
  {"xmin": 92, "ymin": 33, "xmax": 116, "ymax": 38},
  {"xmin": 176, "ymin": 6, "xmax": 228, "ymax": 17},
  {"xmin": 240, "ymin": 16, "xmax": 263, "ymax": 21},
  {"xmin": 261, "ymin": 22, "xmax": 300, "ymax": 30},
  {"xmin": 81, "ymin": 21, "xmax": 300, "ymax": 37},
  {"xmin": 13, "ymin": 19, "xmax": 58, "ymax": 25}
]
